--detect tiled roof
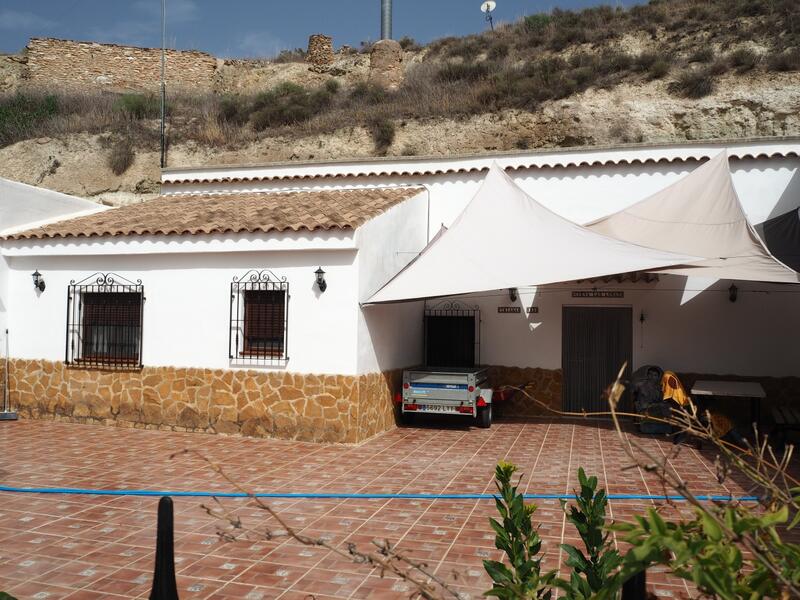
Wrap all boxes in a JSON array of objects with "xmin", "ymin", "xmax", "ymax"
[{"xmin": 6, "ymin": 187, "xmax": 424, "ymax": 241}]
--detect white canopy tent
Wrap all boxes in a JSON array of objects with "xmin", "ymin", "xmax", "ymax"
[
  {"xmin": 366, "ymin": 164, "xmax": 699, "ymax": 304},
  {"xmin": 586, "ymin": 152, "xmax": 799, "ymax": 284}
]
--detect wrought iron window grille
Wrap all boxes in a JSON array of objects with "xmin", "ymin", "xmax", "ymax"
[
  {"xmin": 423, "ymin": 299, "xmax": 481, "ymax": 366},
  {"xmin": 230, "ymin": 269, "xmax": 289, "ymax": 367},
  {"xmin": 65, "ymin": 273, "xmax": 144, "ymax": 371}
]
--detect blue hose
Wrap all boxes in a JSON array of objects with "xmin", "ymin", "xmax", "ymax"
[{"xmin": 0, "ymin": 485, "xmax": 759, "ymax": 502}]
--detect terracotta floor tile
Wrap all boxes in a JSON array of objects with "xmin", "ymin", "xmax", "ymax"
[{"xmin": 0, "ymin": 418, "xmax": 791, "ymax": 599}]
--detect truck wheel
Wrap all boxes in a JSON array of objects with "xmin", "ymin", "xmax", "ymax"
[{"xmin": 476, "ymin": 404, "xmax": 492, "ymax": 428}]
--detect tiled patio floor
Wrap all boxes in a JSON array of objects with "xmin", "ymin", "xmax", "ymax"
[{"xmin": 0, "ymin": 418, "xmax": 795, "ymax": 599}]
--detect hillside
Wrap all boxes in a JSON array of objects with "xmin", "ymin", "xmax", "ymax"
[{"xmin": 0, "ymin": 0, "xmax": 799, "ymax": 205}]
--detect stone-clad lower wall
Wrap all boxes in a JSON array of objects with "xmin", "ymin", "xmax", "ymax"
[
  {"xmin": 25, "ymin": 38, "xmax": 218, "ymax": 92},
  {"xmin": 7, "ymin": 359, "xmax": 401, "ymax": 444},
  {"xmin": 486, "ymin": 366, "xmax": 563, "ymax": 417}
]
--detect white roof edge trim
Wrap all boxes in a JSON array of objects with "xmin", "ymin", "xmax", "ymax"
[
  {"xmin": 160, "ymin": 137, "xmax": 800, "ymax": 184},
  {"xmin": 0, "ymin": 230, "xmax": 359, "ymax": 257}
]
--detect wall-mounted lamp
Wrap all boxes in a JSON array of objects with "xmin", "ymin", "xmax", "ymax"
[
  {"xmin": 315, "ymin": 267, "xmax": 327, "ymax": 293},
  {"xmin": 639, "ymin": 310, "xmax": 646, "ymax": 323},
  {"xmin": 728, "ymin": 283, "xmax": 738, "ymax": 303},
  {"xmin": 31, "ymin": 270, "xmax": 45, "ymax": 292},
  {"xmin": 508, "ymin": 287, "xmax": 518, "ymax": 302}
]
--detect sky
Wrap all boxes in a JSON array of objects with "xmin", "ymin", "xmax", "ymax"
[{"xmin": 0, "ymin": 0, "xmax": 646, "ymax": 58}]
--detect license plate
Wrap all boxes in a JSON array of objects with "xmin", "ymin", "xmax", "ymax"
[{"xmin": 418, "ymin": 405, "xmax": 455, "ymax": 412}]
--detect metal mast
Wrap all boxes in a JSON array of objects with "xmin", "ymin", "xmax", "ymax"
[
  {"xmin": 160, "ymin": 0, "xmax": 167, "ymax": 168},
  {"xmin": 381, "ymin": 0, "xmax": 392, "ymax": 40}
]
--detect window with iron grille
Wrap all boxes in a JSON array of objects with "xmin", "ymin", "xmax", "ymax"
[
  {"xmin": 424, "ymin": 300, "xmax": 481, "ymax": 368},
  {"xmin": 66, "ymin": 273, "xmax": 144, "ymax": 370},
  {"xmin": 230, "ymin": 270, "xmax": 289, "ymax": 366}
]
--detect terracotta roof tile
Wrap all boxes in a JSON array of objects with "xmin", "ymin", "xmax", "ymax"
[{"xmin": 6, "ymin": 187, "xmax": 424, "ymax": 241}]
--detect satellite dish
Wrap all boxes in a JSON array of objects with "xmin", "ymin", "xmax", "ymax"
[{"xmin": 480, "ymin": 1, "xmax": 497, "ymax": 29}]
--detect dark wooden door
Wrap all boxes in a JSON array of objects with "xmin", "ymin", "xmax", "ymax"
[{"xmin": 562, "ymin": 306, "xmax": 632, "ymax": 413}]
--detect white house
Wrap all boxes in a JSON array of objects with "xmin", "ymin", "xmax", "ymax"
[
  {"xmin": 1, "ymin": 137, "xmax": 799, "ymax": 441},
  {"xmin": 1, "ymin": 179, "xmax": 105, "ymax": 413}
]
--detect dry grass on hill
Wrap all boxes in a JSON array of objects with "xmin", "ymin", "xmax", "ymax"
[{"xmin": 0, "ymin": 0, "xmax": 798, "ymax": 156}]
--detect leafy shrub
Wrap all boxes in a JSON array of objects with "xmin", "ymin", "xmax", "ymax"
[
  {"xmin": 218, "ymin": 95, "xmax": 250, "ymax": 126},
  {"xmin": 349, "ymin": 81, "xmax": 386, "ymax": 105},
  {"xmin": 107, "ymin": 138, "xmax": 134, "ymax": 175},
  {"xmin": 767, "ymin": 48, "xmax": 800, "ymax": 72},
  {"xmin": 436, "ymin": 61, "xmax": 491, "ymax": 83},
  {"xmin": 484, "ymin": 462, "xmax": 557, "ymax": 599},
  {"xmin": 445, "ymin": 37, "xmax": 484, "ymax": 61},
  {"xmin": 398, "ymin": 36, "xmax": 420, "ymax": 51},
  {"xmin": 728, "ymin": 47, "xmax": 760, "ymax": 71},
  {"xmin": 113, "ymin": 93, "xmax": 159, "ymax": 120},
  {"xmin": 0, "ymin": 93, "xmax": 59, "ymax": 147},
  {"xmin": 613, "ymin": 502, "xmax": 799, "ymax": 598},
  {"xmin": 250, "ymin": 82, "xmax": 335, "ymax": 130},
  {"xmin": 684, "ymin": 5, "xmax": 711, "ymax": 21},
  {"xmin": 668, "ymin": 67, "xmax": 717, "ymax": 98},
  {"xmin": 323, "ymin": 79, "xmax": 341, "ymax": 94},
  {"xmin": 549, "ymin": 25, "xmax": 589, "ymax": 51},
  {"xmin": 369, "ymin": 117, "xmax": 395, "ymax": 154},
  {"xmin": 488, "ymin": 41, "xmax": 510, "ymax": 61},
  {"xmin": 597, "ymin": 50, "xmax": 633, "ymax": 74},
  {"xmin": 522, "ymin": 13, "xmax": 552, "ymax": 34},
  {"xmin": 273, "ymin": 48, "xmax": 306, "ymax": 63},
  {"xmin": 648, "ymin": 59, "xmax": 671, "ymax": 79},
  {"xmin": 633, "ymin": 51, "xmax": 659, "ymax": 71},
  {"xmin": 689, "ymin": 47, "xmax": 715, "ymax": 63},
  {"xmin": 557, "ymin": 468, "xmax": 622, "ymax": 598}
]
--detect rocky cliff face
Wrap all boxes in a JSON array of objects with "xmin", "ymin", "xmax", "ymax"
[
  {"xmin": 1, "ymin": 69, "xmax": 796, "ymax": 206},
  {"xmin": 1, "ymin": 0, "xmax": 799, "ymax": 204}
]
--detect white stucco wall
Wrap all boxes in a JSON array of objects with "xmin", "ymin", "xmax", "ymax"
[
  {"xmin": 0, "ymin": 254, "xmax": 8, "ymax": 357},
  {"xmin": 155, "ymin": 140, "xmax": 800, "ymax": 380},
  {"xmin": 0, "ymin": 178, "xmax": 103, "ymax": 359},
  {"xmin": 161, "ymin": 140, "xmax": 800, "ymax": 230},
  {"xmin": 355, "ymin": 191, "xmax": 428, "ymax": 374},
  {"xmin": 453, "ymin": 276, "xmax": 799, "ymax": 377},
  {"xmin": 4, "ymin": 247, "xmax": 362, "ymax": 375}
]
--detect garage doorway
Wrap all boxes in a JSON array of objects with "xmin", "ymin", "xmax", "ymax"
[{"xmin": 562, "ymin": 306, "xmax": 632, "ymax": 413}]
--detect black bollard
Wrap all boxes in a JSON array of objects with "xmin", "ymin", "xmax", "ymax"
[
  {"xmin": 150, "ymin": 496, "xmax": 179, "ymax": 600},
  {"xmin": 621, "ymin": 569, "xmax": 647, "ymax": 600}
]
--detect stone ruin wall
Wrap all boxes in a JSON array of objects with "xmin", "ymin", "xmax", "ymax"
[{"xmin": 24, "ymin": 38, "xmax": 219, "ymax": 92}]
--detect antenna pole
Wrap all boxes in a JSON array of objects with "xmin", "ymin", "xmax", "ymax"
[
  {"xmin": 381, "ymin": 0, "xmax": 392, "ymax": 40},
  {"xmin": 160, "ymin": 0, "xmax": 167, "ymax": 169}
]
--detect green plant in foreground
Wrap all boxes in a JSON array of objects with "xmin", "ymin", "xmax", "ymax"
[
  {"xmin": 609, "ymin": 502, "xmax": 800, "ymax": 599},
  {"xmin": 0, "ymin": 592, "xmax": 18, "ymax": 600},
  {"xmin": 484, "ymin": 461, "xmax": 556, "ymax": 599},
  {"xmin": 557, "ymin": 468, "xmax": 622, "ymax": 599}
]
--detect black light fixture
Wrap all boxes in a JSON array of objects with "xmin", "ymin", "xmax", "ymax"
[
  {"xmin": 728, "ymin": 283, "xmax": 738, "ymax": 303},
  {"xmin": 31, "ymin": 270, "xmax": 45, "ymax": 292},
  {"xmin": 315, "ymin": 267, "xmax": 327, "ymax": 293},
  {"xmin": 508, "ymin": 288, "xmax": 518, "ymax": 302}
]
